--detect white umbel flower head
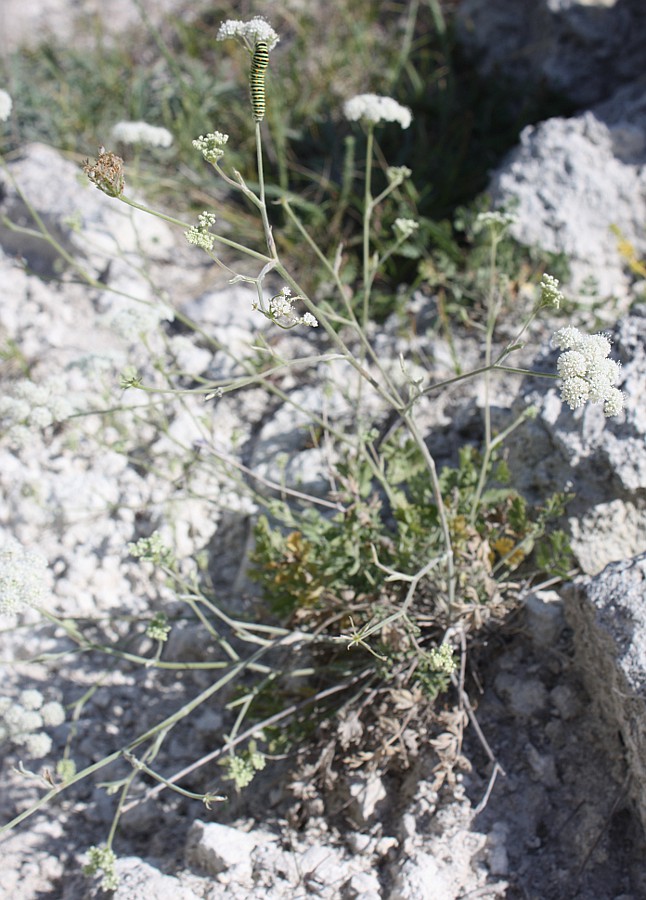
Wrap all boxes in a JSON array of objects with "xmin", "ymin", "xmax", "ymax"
[
  {"xmin": 552, "ymin": 327, "xmax": 625, "ymax": 417},
  {"xmin": 107, "ymin": 300, "xmax": 175, "ymax": 339},
  {"xmin": 217, "ymin": 17, "xmax": 279, "ymax": 51},
  {"xmin": 193, "ymin": 132, "xmax": 229, "ymax": 164},
  {"xmin": 111, "ymin": 121, "xmax": 173, "ymax": 149},
  {"xmin": 19, "ymin": 689, "xmax": 44, "ymax": 711},
  {"xmin": 343, "ymin": 94, "xmax": 412, "ymax": 129},
  {"xmin": 0, "ymin": 90, "xmax": 12, "ymax": 122},
  {"xmin": 40, "ymin": 701, "xmax": 66, "ymax": 727},
  {"xmin": 0, "ymin": 536, "xmax": 48, "ymax": 615},
  {"xmin": 23, "ymin": 732, "xmax": 53, "ymax": 759},
  {"xmin": 256, "ymin": 287, "xmax": 318, "ymax": 329}
]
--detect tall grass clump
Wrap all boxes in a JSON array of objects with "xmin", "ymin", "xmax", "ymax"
[{"xmin": 0, "ymin": 13, "xmax": 627, "ymax": 892}]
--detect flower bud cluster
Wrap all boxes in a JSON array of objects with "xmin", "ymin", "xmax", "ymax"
[
  {"xmin": 185, "ymin": 210, "xmax": 217, "ymax": 251},
  {"xmin": 192, "ymin": 132, "xmax": 229, "ymax": 164},
  {"xmin": 386, "ymin": 166, "xmax": 412, "ymax": 185},
  {"xmin": 0, "ymin": 689, "xmax": 65, "ymax": 759},
  {"xmin": 84, "ymin": 846, "xmax": 119, "ymax": 892},
  {"xmin": 393, "ymin": 218, "xmax": 419, "ymax": 241},
  {"xmin": 552, "ymin": 327, "xmax": 625, "ymax": 417},
  {"xmin": 146, "ymin": 612, "xmax": 171, "ymax": 642},
  {"xmin": 128, "ymin": 532, "xmax": 175, "ymax": 567},
  {"xmin": 539, "ymin": 273, "xmax": 564, "ymax": 309},
  {"xmin": 425, "ymin": 642, "xmax": 456, "ymax": 676}
]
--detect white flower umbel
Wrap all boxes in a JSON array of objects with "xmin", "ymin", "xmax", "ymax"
[
  {"xmin": 19, "ymin": 690, "xmax": 44, "ymax": 711},
  {"xmin": 193, "ymin": 132, "xmax": 229, "ymax": 164},
  {"xmin": 0, "ymin": 536, "xmax": 48, "ymax": 615},
  {"xmin": 552, "ymin": 327, "xmax": 625, "ymax": 417},
  {"xmin": 475, "ymin": 210, "xmax": 518, "ymax": 235},
  {"xmin": 393, "ymin": 218, "xmax": 419, "ymax": 241},
  {"xmin": 111, "ymin": 121, "xmax": 173, "ymax": 149},
  {"xmin": 107, "ymin": 300, "xmax": 175, "ymax": 340},
  {"xmin": 256, "ymin": 287, "xmax": 319, "ymax": 329},
  {"xmin": 0, "ymin": 89, "xmax": 12, "ymax": 122},
  {"xmin": 40, "ymin": 701, "xmax": 66, "ymax": 727},
  {"xmin": 216, "ymin": 16, "xmax": 279, "ymax": 51},
  {"xmin": 0, "ymin": 377, "xmax": 75, "ymax": 447},
  {"xmin": 0, "ymin": 686, "xmax": 64, "ymax": 759},
  {"xmin": 185, "ymin": 210, "xmax": 217, "ymax": 251},
  {"xmin": 343, "ymin": 94, "xmax": 412, "ymax": 129},
  {"xmin": 387, "ymin": 166, "xmax": 412, "ymax": 185}
]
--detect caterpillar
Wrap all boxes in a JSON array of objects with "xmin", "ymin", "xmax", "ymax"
[{"xmin": 249, "ymin": 40, "xmax": 269, "ymax": 122}]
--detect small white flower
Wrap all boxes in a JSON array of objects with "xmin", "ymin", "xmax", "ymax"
[
  {"xmin": 193, "ymin": 132, "xmax": 229, "ymax": 164},
  {"xmin": 0, "ymin": 536, "xmax": 48, "ymax": 615},
  {"xmin": 393, "ymin": 218, "xmax": 419, "ymax": 240},
  {"xmin": 0, "ymin": 377, "xmax": 75, "ymax": 442},
  {"xmin": 476, "ymin": 210, "xmax": 517, "ymax": 235},
  {"xmin": 602, "ymin": 387, "xmax": 626, "ymax": 417},
  {"xmin": 107, "ymin": 301, "xmax": 175, "ymax": 339},
  {"xmin": 560, "ymin": 377, "xmax": 590, "ymax": 409},
  {"xmin": 216, "ymin": 17, "xmax": 279, "ymax": 50},
  {"xmin": 556, "ymin": 350, "xmax": 587, "ymax": 379},
  {"xmin": 269, "ymin": 294, "xmax": 294, "ymax": 318},
  {"xmin": 8, "ymin": 708, "xmax": 43, "ymax": 736},
  {"xmin": 0, "ymin": 89, "xmax": 12, "ymax": 122},
  {"xmin": 426, "ymin": 643, "xmax": 456, "ymax": 676},
  {"xmin": 343, "ymin": 94, "xmax": 412, "ymax": 129},
  {"xmin": 185, "ymin": 226, "xmax": 215, "ymax": 251},
  {"xmin": 580, "ymin": 332, "xmax": 612, "ymax": 362},
  {"xmin": 552, "ymin": 328, "xmax": 625, "ymax": 417},
  {"xmin": 7, "ymin": 424, "xmax": 31, "ymax": 449},
  {"xmin": 261, "ymin": 288, "xmax": 317, "ymax": 328},
  {"xmin": 552, "ymin": 326, "xmax": 582, "ymax": 351},
  {"xmin": 30, "ymin": 407, "xmax": 54, "ymax": 429},
  {"xmin": 386, "ymin": 166, "xmax": 412, "ymax": 184},
  {"xmin": 185, "ymin": 211, "xmax": 217, "ymax": 252},
  {"xmin": 23, "ymin": 731, "xmax": 52, "ymax": 759},
  {"xmin": 111, "ymin": 121, "xmax": 173, "ymax": 149},
  {"xmin": 19, "ymin": 690, "xmax": 44, "ymax": 711},
  {"xmin": 40, "ymin": 701, "xmax": 65, "ymax": 727},
  {"xmin": 197, "ymin": 211, "xmax": 216, "ymax": 230}
]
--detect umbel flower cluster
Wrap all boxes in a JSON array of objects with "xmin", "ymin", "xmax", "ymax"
[
  {"xmin": 0, "ymin": 689, "xmax": 65, "ymax": 759},
  {"xmin": 0, "ymin": 535, "xmax": 48, "ymax": 615},
  {"xmin": 111, "ymin": 121, "xmax": 173, "ymax": 149},
  {"xmin": 0, "ymin": 378, "xmax": 74, "ymax": 447},
  {"xmin": 256, "ymin": 286, "xmax": 318, "ymax": 329},
  {"xmin": 343, "ymin": 93, "xmax": 412, "ymax": 129},
  {"xmin": 216, "ymin": 16, "xmax": 280, "ymax": 50},
  {"xmin": 552, "ymin": 327, "xmax": 625, "ymax": 417}
]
